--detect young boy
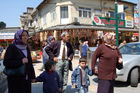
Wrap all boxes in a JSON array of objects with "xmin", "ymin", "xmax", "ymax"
[
  {"xmin": 36, "ymin": 60, "xmax": 61, "ymax": 93},
  {"xmin": 71, "ymin": 57, "xmax": 93, "ymax": 93}
]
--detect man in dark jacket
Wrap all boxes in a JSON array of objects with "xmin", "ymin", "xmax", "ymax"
[{"xmin": 45, "ymin": 32, "xmax": 74, "ymax": 92}]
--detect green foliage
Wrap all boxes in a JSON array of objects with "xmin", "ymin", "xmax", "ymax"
[{"xmin": 0, "ymin": 21, "xmax": 6, "ymax": 29}]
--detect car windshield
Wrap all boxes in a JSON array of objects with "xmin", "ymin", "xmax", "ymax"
[{"xmin": 119, "ymin": 43, "xmax": 140, "ymax": 55}]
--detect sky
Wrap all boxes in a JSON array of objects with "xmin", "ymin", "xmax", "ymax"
[
  {"xmin": 124, "ymin": 0, "xmax": 138, "ymax": 4},
  {"xmin": 0, "ymin": 0, "xmax": 138, "ymax": 27},
  {"xmin": 0, "ymin": 0, "xmax": 43, "ymax": 27}
]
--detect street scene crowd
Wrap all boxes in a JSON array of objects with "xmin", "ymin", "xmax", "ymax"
[
  {"xmin": 1, "ymin": 29, "xmax": 125, "ymax": 93},
  {"xmin": 0, "ymin": 0, "xmax": 140, "ymax": 93}
]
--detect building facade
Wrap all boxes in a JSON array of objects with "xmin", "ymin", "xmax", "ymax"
[
  {"xmin": 20, "ymin": 7, "xmax": 34, "ymax": 32},
  {"xmin": 0, "ymin": 27, "xmax": 20, "ymax": 47},
  {"xmin": 30, "ymin": 0, "xmax": 138, "ymax": 47}
]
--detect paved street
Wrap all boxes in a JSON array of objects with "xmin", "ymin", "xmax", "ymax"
[
  {"xmin": 4, "ymin": 56, "xmax": 140, "ymax": 93},
  {"xmin": 31, "ymin": 56, "xmax": 97, "ymax": 93},
  {"xmin": 31, "ymin": 56, "xmax": 140, "ymax": 93}
]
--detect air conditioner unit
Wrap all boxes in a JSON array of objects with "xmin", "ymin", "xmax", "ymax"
[
  {"xmin": 72, "ymin": 17, "xmax": 79, "ymax": 23},
  {"xmin": 105, "ymin": 12, "xmax": 110, "ymax": 18}
]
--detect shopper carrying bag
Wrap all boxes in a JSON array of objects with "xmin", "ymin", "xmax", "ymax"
[{"xmin": 3, "ymin": 29, "xmax": 36, "ymax": 93}]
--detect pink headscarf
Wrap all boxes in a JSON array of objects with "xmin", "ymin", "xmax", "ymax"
[{"xmin": 104, "ymin": 32, "xmax": 117, "ymax": 49}]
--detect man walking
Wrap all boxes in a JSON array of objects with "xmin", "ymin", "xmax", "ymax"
[{"xmin": 45, "ymin": 32, "xmax": 74, "ymax": 92}]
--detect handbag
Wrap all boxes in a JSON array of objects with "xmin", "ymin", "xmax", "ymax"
[
  {"xmin": 116, "ymin": 61, "xmax": 123, "ymax": 70},
  {"xmin": 3, "ymin": 65, "xmax": 25, "ymax": 76},
  {"xmin": 3, "ymin": 44, "xmax": 26, "ymax": 76}
]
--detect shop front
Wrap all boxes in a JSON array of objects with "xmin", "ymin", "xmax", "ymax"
[
  {"xmin": 36, "ymin": 16, "xmax": 138, "ymax": 48},
  {"xmin": 38, "ymin": 28, "xmax": 98, "ymax": 47},
  {"xmin": 0, "ymin": 32, "xmax": 15, "ymax": 47},
  {"xmin": 92, "ymin": 16, "xmax": 138, "ymax": 44}
]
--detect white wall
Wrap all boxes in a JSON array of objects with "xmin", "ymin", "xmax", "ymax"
[{"xmin": 32, "ymin": 0, "xmax": 135, "ymax": 29}]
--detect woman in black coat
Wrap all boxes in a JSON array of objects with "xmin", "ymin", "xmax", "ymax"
[{"xmin": 3, "ymin": 30, "xmax": 36, "ymax": 93}]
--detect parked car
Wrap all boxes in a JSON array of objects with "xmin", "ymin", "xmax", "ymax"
[
  {"xmin": 87, "ymin": 43, "xmax": 140, "ymax": 87},
  {"xmin": 116, "ymin": 42, "xmax": 140, "ymax": 87},
  {"xmin": 0, "ymin": 60, "xmax": 7, "ymax": 93}
]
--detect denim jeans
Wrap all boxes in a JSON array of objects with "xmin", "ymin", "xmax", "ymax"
[{"xmin": 78, "ymin": 85, "xmax": 88, "ymax": 93}]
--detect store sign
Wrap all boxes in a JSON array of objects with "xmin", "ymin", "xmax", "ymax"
[
  {"xmin": 133, "ymin": 33, "xmax": 139, "ymax": 36},
  {"xmin": 93, "ymin": 16, "xmax": 125, "ymax": 27},
  {"xmin": 125, "ymin": 20, "xmax": 134, "ymax": 28},
  {"xmin": 0, "ymin": 32, "xmax": 15, "ymax": 39},
  {"xmin": 126, "ymin": 15, "xmax": 133, "ymax": 21},
  {"xmin": 134, "ymin": 13, "xmax": 139, "ymax": 26},
  {"xmin": 134, "ymin": 18, "xmax": 139, "ymax": 24}
]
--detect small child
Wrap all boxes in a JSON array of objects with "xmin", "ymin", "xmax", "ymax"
[
  {"xmin": 36, "ymin": 60, "xmax": 61, "ymax": 93},
  {"xmin": 71, "ymin": 57, "xmax": 93, "ymax": 93}
]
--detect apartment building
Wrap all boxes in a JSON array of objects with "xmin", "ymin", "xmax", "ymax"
[
  {"xmin": 31, "ymin": 0, "xmax": 137, "ymax": 46},
  {"xmin": 20, "ymin": 7, "xmax": 34, "ymax": 32}
]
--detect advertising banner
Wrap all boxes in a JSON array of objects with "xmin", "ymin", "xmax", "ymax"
[{"xmin": 93, "ymin": 16, "xmax": 133, "ymax": 28}]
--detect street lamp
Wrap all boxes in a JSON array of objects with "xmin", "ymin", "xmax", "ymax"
[{"xmin": 115, "ymin": 0, "xmax": 119, "ymax": 46}]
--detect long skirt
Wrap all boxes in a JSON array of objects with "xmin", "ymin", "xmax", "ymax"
[
  {"xmin": 97, "ymin": 79, "xmax": 115, "ymax": 93},
  {"xmin": 7, "ymin": 76, "xmax": 31, "ymax": 93}
]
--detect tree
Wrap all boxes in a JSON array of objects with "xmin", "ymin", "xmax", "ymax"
[{"xmin": 0, "ymin": 21, "xmax": 6, "ymax": 29}]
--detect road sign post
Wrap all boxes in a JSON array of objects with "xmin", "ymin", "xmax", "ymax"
[{"xmin": 115, "ymin": 0, "xmax": 119, "ymax": 46}]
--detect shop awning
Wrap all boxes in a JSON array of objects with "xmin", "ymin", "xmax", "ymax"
[
  {"xmin": 40, "ymin": 24, "xmax": 138, "ymax": 32},
  {"xmin": 0, "ymin": 39, "xmax": 14, "ymax": 42},
  {"xmin": 0, "ymin": 32, "xmax": 15, "ymax": 39}
]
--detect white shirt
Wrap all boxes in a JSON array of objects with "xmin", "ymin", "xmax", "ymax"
[{"xmin": 58, "ymin": 41, "xmax": 68, "ymax": 59}]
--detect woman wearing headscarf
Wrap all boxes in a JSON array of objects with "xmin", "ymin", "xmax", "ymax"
[
  {"xmin": 91, "ymin": 32, "xmax": 123, "ymax": 93},
  {"xmin": 42, "ymin": 36, "xmax": 55, "ymax": 66},
  {"xmin": 3, "ymin": 30, "xmax": 36, "ymax": 93}
]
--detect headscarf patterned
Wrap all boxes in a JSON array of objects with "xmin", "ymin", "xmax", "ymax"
[
  {"xmin": 13, "ymin": 29, "xmax": 29, "ymax": 45},
  {"xmin": 46, "ymin": 36, "xmax": 55, "ymax": 46},
  {"xmin": 104, "ymin": 32, "xmax": 117, "ymax": 49}
]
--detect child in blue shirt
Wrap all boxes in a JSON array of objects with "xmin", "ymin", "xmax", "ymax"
[
  {"xmin": 71, "ymin": 57, "xmax": 93, "ymax": 93},
  {"xmin": 36, "ymin": 60, "xmax": 61, "ymax": 93}
]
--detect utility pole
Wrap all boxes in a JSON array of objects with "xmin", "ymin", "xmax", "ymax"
[
  {"xmin": 115, "ymin": 0, "xmax": 119, "ymax": 46},
  {"xmin": 138, "ymin": 0, "xmax": 140, "ymax": 42}
]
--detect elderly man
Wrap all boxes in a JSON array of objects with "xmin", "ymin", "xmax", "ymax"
[{"xmin": 45, "ymin": 32, "xmax": 74, "ymax": 92}]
